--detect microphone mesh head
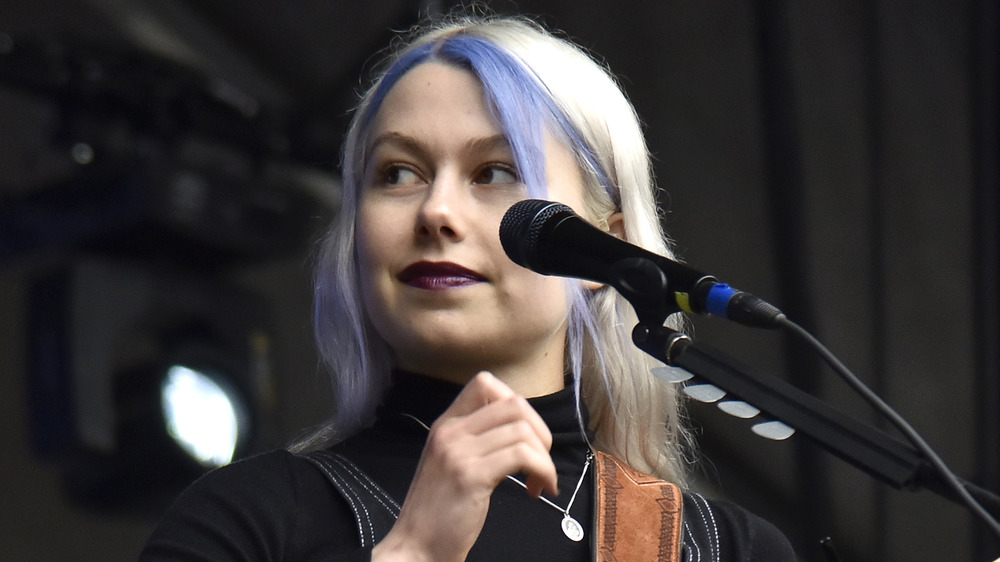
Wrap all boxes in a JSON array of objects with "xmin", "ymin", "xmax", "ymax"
[{"xmin": 499, "ymin": 199, "xmax": 573, "ymax": 268}]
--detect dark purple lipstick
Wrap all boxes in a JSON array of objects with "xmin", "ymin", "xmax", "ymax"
[{"xmin": 398, "ymin": 261, "xmax": 486, "ymax": 290}]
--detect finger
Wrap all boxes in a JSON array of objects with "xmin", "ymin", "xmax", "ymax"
[
  {"xmin": 463, "ymin": 413, "xmax": 559, "ymax": 497},
  {"xmin": 479, "ymin": 440, "xmax": 559, "ymax": 498},
  {"xmin": 426, "ymin": 399, "xmax": 558, "ymax": 497},
  {"xmin": 425, "ymin": 406, "xmax": 550, "ymax": 474},
  {"xmin": 441, "ymin": 371, "xmax": 516, "ymax": 418},
  {"xmin": 454, "ymin": 395, "xmax": 553, "ymax": 450},
  {"xmin": 417, "ymin": 427, "xmax": 555, "ymax": 503},
  {"xmin": 441, "ymin": 373, "xmax": 553, "ymax": 450},
  {"xmin": 524, "ymin": 470, "xmax": 559, "ymax": 499}
]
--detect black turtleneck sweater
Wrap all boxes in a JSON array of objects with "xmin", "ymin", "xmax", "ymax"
[{"xmin": 140, "ymin": 372, "xmax": 795, "ymax": 561}]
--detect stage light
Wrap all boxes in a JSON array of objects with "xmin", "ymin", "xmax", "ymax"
[
  {"xmin": 5, "ymin": 27, "xmax": 334, "ymax": 513},
  {"xmin": 161, "ymin": 364, "xmax": 247, "ymax": 468},
  {"xmin": 28, "ymin": 258, "xmax": 275, "ymax": 510}
]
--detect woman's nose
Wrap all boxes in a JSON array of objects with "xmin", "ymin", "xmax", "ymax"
[{"xmin": 416, "ymin": 174, "xmax": 466, "ymax": 241}]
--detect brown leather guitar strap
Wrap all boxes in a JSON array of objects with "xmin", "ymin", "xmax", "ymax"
[{"xmin": 594, "ymin": 451, "xmax": 683, "ymax": 562}]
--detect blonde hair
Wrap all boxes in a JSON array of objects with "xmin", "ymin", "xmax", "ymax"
[{"xmin": 300, "ymin": 14, "xmax": 692, "ymax": 485}]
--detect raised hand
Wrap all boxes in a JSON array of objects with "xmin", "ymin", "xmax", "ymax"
[{"xmin": 372, "ymin": 371, "xmax": 558, "ymax": 562}]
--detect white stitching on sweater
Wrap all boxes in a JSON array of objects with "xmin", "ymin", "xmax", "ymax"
[
  {"xmin": 305, "ymin": 456, "xmax": 375, "ymax": 547},
  {"xmin": 683, "ymin": 519, "xmax": 702, "ymax": 562},
  {"xmin": 688, "ymin": 494, "xmax": 720, "ymax": 562},
  {"xmin": 325, "ymin": 452, "xmax": 402, "ymax": 514}
]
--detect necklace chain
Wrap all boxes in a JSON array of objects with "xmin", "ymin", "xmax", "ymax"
[
  {"xmin": 400, "ymin": 412, "xmax": 592, "ymax": 541},
  {"xmin": 503, "ymin": 453, "xmax": 593, "ymax": 518}
]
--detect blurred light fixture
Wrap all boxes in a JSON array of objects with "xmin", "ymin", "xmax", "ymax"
[
  {"xmin": 161, "ymin": 364, "xmax": 246, "ymax": 468},
  {"xmin": 28, "ymin": 258, "xmax": 275, "ymax": 510},
  {"xmin": 3, "ymin": 28, "xmax": 331, "ymax": 513}
]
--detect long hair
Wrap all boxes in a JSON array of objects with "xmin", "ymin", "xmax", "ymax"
[{"xmin": 296, "ymin": 14, "xmax": 692, "ymax": 486}]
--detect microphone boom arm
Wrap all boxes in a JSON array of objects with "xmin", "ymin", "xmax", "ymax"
[
  {"xmin": 610, "ymin": 258, "xmax": 1000, "ymax": 522},
  {"xmin": 634, "ymin": 322, "xmax": 954, "ymax": 500}
]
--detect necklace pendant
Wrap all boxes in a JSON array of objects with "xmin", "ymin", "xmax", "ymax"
[{"xmin": 561, "ymin": 514, "xmax": 585, "ymax": 542}]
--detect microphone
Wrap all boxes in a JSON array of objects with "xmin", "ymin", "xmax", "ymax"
[{"xmin": 499, "ymin": 199, "xmax": 785, "ymax": 328}]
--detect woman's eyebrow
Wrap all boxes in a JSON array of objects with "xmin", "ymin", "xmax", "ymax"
[
  {"xmin": 464, "ymin": 134, "xmax": 511, "ymax": 154},
  {"xmin": 368, "ymin": 131, "xmax": 424, "ymax": 155},
  {"xmin": 367, "ymin": 132, "xmax": 512, "ymax": 163},
  {"xmin": 370, "ymin": 131, "xmax": 510, "ymax": 151}
]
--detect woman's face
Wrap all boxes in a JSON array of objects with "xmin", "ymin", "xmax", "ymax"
[{"xmin": 356, "ymin": 61, "xmax": 592, "ymax": 392}]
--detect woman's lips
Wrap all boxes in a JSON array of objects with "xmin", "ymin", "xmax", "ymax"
[{"xmin": 398, "ymin": 261, "xmax": 486, "ymax": 290}]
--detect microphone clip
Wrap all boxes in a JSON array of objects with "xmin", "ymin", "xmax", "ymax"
[{"xmin": 608, "ymin": 257, "xmax": 679, "ymax": 326}]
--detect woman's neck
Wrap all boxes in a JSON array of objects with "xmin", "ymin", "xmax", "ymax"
[{"xmin": 395, "ymin": 354, "xmax": 567, "ymax": 398}]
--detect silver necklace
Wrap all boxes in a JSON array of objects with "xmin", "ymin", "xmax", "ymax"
[{"xmin": 401, "ymin": 413, "xmax": 593, "ymax": 542}]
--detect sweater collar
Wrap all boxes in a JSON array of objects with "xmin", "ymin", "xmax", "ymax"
[{"xmin": 376, "ymin": 370, "xmax": 592, "ymax": 448}]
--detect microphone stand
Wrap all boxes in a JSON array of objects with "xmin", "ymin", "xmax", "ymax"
[
  {"xmin": 608, "ymin": 257, "xmax": 1000, "ymax": 519},
  {"xmin": 631, "ymin": 321, "xmax": 1000, "ymax": 517}
]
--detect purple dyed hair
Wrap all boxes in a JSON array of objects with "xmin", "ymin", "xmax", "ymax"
[
  {"xmin": 360, "ymin": 34, "xmax": 617, "ymax": 207},
  {"xmin": 300, "ymin": 16, "xmax": 690, "ymax": 487}
]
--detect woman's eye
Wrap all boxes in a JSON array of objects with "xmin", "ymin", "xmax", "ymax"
[
  {"xmin": 473, "ymin": 164, "xmax": 518, "ymax": 185},
  {"xmin": 383, "ymin": 165, "xmax": 422, "ymax": 185}
]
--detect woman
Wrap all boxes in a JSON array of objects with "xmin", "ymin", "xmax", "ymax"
[{"xmin": 141, "ymin": 14, "xmax": 795, "ymax": 561}]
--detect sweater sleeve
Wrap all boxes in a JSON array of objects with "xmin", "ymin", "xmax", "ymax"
[{"xmin": 139, "ymin": 450, "xmax": 371, "ymax": 562}]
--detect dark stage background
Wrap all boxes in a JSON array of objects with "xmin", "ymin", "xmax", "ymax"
[{"xmin": 1, "ymin": 1, "xmax": 997, "ymax": 560}]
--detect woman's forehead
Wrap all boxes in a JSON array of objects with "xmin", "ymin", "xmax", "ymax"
[{"xmin": 369, "ymin": 63, "xmax": 501, "ymax": 139}]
